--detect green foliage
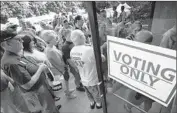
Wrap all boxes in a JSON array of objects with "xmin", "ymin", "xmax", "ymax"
[
  {"xmin": 127, "ymin": 1, "xmax": 153, "ymax": 21},
  {"xmin": 95, "ymin": 1, "xmax": 153, "ymax": 24},
  {"xmin": 0, "ymin": 1, "xmax": 81, "ymax": 22},
  {"xmin": 0, "ymin": 1, "xmax": 153, "ymax": 25}
]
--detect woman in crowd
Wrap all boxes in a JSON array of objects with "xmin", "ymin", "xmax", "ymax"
[
  {"xmin": 1, "ymin": 29, "xmax": 59, "ymax": 113},
  {"xmin": 41, "ymin": 30, "xmax": 77, "ymax": 99},
  {"xmin": 20, "ymin": 31, "xmax": 63, "ymax": 103},
  {"xmin": 20, "ymin": 30, "xmax": 49, "ymax": 63}
]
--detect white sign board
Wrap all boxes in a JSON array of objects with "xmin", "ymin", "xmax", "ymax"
[{"xmin": 107, "ymin": 36, "xmax": 176, "ymax": 107}]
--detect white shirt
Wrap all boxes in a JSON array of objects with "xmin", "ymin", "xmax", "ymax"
[
  {"xmin": 70, "ymin": 45, "xmax": 99, "ymax": 86},
  {"xmin": 24, "ymin": 49, "xmax": 48, "ymax": 62}
]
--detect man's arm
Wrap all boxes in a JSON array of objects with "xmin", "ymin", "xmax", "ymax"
[{"xmin": 67, "ymin": 59, "xmax": 79, "ymax": 72}]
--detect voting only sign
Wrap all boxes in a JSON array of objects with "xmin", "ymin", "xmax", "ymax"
[{"xmin": 107, "ymin": 36, "xmax": 176, "ymax": 107}]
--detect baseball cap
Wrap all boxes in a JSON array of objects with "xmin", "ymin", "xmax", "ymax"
[{"xmin": 0, "ymin": 29, "xmax": 17, "ymax": 43}]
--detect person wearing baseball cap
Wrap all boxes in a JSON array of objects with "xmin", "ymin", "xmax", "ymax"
[
  {"xmin": 1, "ymin": 29, "xmax": 59, "ymax": 113},
  {"xmin": 0, "ymin": 29, "xmax": 22, "ymax": 113},
  {"xmin": 1, "ymin": 29, "xmax": 27, "ymax": 112},
  {"xmin": 70, "ymin": 29, "xmax": 105, "ymax": 109}
]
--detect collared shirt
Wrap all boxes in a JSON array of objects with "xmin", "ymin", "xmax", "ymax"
[{"xmin": 1, "ymin": 51, "xmax": 44, "ymax": 91}]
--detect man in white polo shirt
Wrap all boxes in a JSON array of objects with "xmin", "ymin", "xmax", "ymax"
[{"xmin": 70, "ymin": 29, "xmax": 105, "ymax": 109}]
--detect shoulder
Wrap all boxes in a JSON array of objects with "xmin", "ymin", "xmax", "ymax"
[
  {"xmin": 62, "ymin": 42, "xmax": 73, "ymax": 51},
  {"xmin": 47, "ymin": 49, "xmax": 56, "ymax": 56},
  {"xmin": 84, "ymin": 46, "xmax": 93, "ymax": 53},
  {"xmin": 3, "ymin": 63, "xmax": 23, "ymax": 75},
  {"xmin": 1, "ymin": 57, "xmax": 20, "ymax": 69},
  {"xmin": 70, "ymin": 46, "xmax": 77, "ymax": 53},
  {"xmin": 46, "ymin": 47, "xmax": 55, "ymax": 54}
]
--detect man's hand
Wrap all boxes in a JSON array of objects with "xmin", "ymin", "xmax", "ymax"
[{"xmin": 38, "ymin": 63, "xmax": 48, "ymax": 72}]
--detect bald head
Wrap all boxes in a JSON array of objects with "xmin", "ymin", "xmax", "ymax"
[
  {"xmin": 71, "ymin": 30, "xmax": 85, "ymax": 45},
  {"xmin": 135, "ymin": 30, "xmax": 153, "ymax": 44}
]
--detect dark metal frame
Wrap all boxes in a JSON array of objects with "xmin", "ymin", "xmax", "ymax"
[
  {"xmin": 85, "ymin": 1, "xmax": 157, "ymax": 113},
  {"xmin": 148, "ymin": 1, "xmax": 156, "ymax": 31},
  {"xmin": 85, "ymin": 1, "xmax": 108, "ymax": 113}
]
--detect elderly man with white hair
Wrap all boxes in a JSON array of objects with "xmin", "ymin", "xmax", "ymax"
[{"xmin": 70, "ymin": 29, "xmax": 105, "ymax": 109}]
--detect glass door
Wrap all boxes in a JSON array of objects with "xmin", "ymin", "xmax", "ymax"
[{"xmin": 85, "ymin": 1, "xmax": 176, "ymax": 113}]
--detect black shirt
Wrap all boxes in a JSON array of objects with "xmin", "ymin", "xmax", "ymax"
[{"xmin": 62, "ymin": 41, "xmax": 74, "ymax": 64}]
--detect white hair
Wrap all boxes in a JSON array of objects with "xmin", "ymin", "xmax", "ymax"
[{"xmin": 70, "ymin": 29, "xmax": 85, "ymax": 45}]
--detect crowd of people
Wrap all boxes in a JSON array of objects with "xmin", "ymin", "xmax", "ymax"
[{"xmin": 0, "ymin": 5, "xmax": 176, "ymax": 113}]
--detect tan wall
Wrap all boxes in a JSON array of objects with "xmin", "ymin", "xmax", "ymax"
[{"xmin": 151, "ymin": 1, "xmax": 176, "ymax": 46}]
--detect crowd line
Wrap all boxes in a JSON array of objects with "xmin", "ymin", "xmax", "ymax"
[{"xmin": 0, "ymin": 5, "xmax": 176, "ymax": 113}]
